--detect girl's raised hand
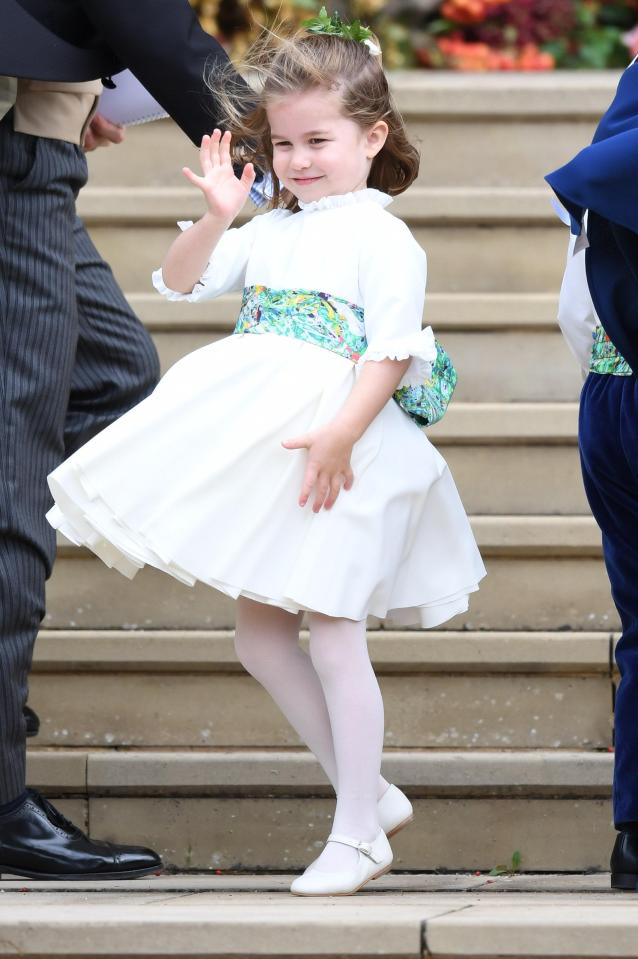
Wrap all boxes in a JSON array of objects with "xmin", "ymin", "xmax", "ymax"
[
  {"xmin": 182, "ymin": 129, "xmax": 256, "ymax": 223},
  {"xmin": 282, "ymin": 424, "xmax": 355, "ymax": 513}
]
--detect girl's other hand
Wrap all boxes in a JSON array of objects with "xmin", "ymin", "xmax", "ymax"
[
  {"xmin": 282, "ymin": 424, "xmax": 355, "ymax": 512},
  {"xmin": 182, "ymin": 129, "xmax": 256, "ymax": 223}
]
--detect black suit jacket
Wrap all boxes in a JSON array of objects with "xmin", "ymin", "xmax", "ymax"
[{"xmin": 1, "ymin": 0, "xmax": 246, "ymax": 145}]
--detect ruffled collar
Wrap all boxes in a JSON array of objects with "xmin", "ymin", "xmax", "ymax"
[{"xmin": 298, "ymin": 188, "xmax": 393, "ymax": 213}]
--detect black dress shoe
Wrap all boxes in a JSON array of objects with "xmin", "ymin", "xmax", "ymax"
[
  {"xmin": 611, "ymin": 832, "xmax": 638, "ymax": 890},
  {"xmin": 0, "ymin": 789, "xmax": 162, "ymax": 880},
  {"xmin": 23, "ymin": 705, "xmax": 40, "ymax": 738}
]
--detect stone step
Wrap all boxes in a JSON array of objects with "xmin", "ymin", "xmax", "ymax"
[
  {"xmin": 45, "ymin": 515, "xmax": 615, "ymax": 632},
  {"xmin": 152, "ymin": 329, "xmax": 582, "ymax": 404},
  {"xmin": 130, "ymin": 290, "xmax": 561, "ymax": 332},
  {"xmin": 26, "ymin": 748, "xmax": 615, "ymax": 872},
  {"xmin": 49, "ymin": 399, "xmax": 587, "ymax": 520},
  {"xmin": 28, "ymin": 630, "xmax": 614, "ymax": 750},
  {"xmin": 79, "ymin": 185, "xmax": 559, "ymax": 224},
  {"xmin": 86, "ymin": 73, "xmax": 619, "ymax": 190},
  {"xmin": 443, "ymin": 445, "xmax": 587, "ymax": 515},
  {"xmin": 430, "ymin": 404, "xmax": 587, "ymax": 515},
  {"xmin": 0, "ymin": 875, "xmax": 632, "ymax": 959},
  {"xmin": 79, "ymin": 187, "xmax": 567, "ymax": 293},
  {"xmin": 137, "ymin": 295, "xmax": 583, "ymax": 405}
]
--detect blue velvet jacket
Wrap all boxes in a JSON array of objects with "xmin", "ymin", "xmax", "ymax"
[{"xmin": 546, "ymin": 64, "xmax": 638, "ymax": 375}]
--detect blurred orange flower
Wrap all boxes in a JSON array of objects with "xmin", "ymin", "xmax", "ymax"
[
  {"xmin": 436, "ymin": 34, "xmax": 553, "ymax": 69},
  {"xmin": 440, "ymin": 0, "xmax": 510, "ymax": 25}
]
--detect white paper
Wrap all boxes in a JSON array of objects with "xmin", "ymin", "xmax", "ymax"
[{"xmin": 98, "ymin": 69, "xmax": 168, "ymax": 126}]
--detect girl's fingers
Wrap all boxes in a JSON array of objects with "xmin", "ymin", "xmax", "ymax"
[
  {"xmin": 344, "ymin": 468, "xmax": 354, "ymax": 491},
  {"xmin": 241, "ymin": 162, "xmax": 256, "ymax": 190},
  {"xmin": 209, "ymin": 128, "xmax": 222, "ymax": 168},
  {"xmin": 299, "ymin": 462, "xmax": 319, "ymax": 508},
  {"xmin": 182, "ymin": 166, "xmax": 204, "ymax": 188},
  {"xmin": 200, "ymin": 135, "xmax": 213, "ymax": 177},
  {"xmin": 219, "ymin": 130, "xmax": 232, "ymax": 166},
  {"xmin": 313, "ymin": 479, "xmax": 330, "ymax": 513},
  {"xmin": 324, "ymin": 475, "xmax": 343, "ymax": 511},
  {"xmin": 282, "ymin": 435, "xmax": 309, "ymax": 450}
]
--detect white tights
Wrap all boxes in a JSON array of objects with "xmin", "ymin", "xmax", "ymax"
[{"xmin": 234, "ymin": 597, "xmax": 389, "ymax": 873}]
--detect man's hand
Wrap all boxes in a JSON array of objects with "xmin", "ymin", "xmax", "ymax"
[{"xmin": 84, "ymin": 114, "xmax": 125, "ymax": 152}]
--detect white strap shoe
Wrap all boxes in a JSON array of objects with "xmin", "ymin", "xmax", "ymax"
[
  {"xmin": 290, "ymin": 829, "xmax": 393, "ymax": 896},
  {"xmin": 377, "ymin": 784, "xmax": 414, "ymax": 838}
]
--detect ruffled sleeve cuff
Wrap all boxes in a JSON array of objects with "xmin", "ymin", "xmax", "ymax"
[
  {"xmin": 359, "ymin": 326, "xmax": 437, "ymax": 388},
  {"xmin": 151, "ymin": 220, "xmax": 214, "ymax": 303}
]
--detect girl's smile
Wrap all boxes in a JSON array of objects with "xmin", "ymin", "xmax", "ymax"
[
  {"xmin": 267, "ymin": 88, "xmax": 387, "ymax": 203},
  {"xmin": 293, "ymin": 175, "xmax": 324, "ymax": 184}
]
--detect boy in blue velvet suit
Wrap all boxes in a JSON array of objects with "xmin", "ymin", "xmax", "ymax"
[{"xmin": 547, "ymin": 61, "xmax": 638, "ymax": 891}]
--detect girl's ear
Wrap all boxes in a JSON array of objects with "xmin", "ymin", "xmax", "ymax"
[{"xmin": 366, "ymin": 120, "xmax": 389, "ymax": 159}]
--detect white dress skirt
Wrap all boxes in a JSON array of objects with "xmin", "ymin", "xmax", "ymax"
[{"xmin": 47, "ymin": 189, "xmax": 486, "ymax": 627}]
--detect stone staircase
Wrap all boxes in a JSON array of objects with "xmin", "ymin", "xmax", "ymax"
[{"xmin": 28, "ymin": 73, "xmax": 624, "ymax": 889}]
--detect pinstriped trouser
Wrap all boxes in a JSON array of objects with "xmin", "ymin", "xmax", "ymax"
[{"xmin": 0, "ymin": 114, "xmax": 160, "ymax": 802}]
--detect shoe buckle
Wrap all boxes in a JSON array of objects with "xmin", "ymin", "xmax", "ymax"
[{"xmin": 327, "ymin": 833, "xmax": 383, "ymax": 863}]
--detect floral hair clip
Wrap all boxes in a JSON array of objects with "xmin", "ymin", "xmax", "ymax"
[{"xmin": 303, "ymin": 6, "xmax": 381, "ymax": 56}]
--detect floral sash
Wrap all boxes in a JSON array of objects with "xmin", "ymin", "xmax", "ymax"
[{"xmin": 235, "ymin": 284, "xmax": 456, "ymax": 426}]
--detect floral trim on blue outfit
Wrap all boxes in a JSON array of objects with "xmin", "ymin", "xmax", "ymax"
[
  {"xmin": 589, "ymin": 325, "xmax": 633, "ymax": 376},
  {"xmin": 235, "ymin": 285, "xmax": 456, "ymax": 427}
]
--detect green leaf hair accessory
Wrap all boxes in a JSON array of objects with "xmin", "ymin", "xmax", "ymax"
[{"xmin": 303, "ymin": 6, "xmax": 381, "ymax": 55}]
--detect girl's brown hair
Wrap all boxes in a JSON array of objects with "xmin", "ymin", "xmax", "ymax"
[{"xmin": 207, "ymin": 26, "xmax": 420, "ymax": 211}]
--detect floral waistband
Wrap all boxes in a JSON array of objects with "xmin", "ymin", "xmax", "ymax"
[
  {"xmin": 234, "ymin": 285, "xmax": 367, "ymax": 363},
  {"xmin": 589, "ymin": 325, "xmax": 633, "ymax": 377},
  {"xmin": 233, "ymin": 284, "xmax": 457, "ymax": 428}
]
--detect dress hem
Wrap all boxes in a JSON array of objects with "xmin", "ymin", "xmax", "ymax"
[{"xmin": 46, "ymin": 479, "xmax": 481, "ymax": 630}]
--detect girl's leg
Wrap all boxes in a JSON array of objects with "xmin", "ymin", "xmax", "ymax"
[
  {"xmin": 234, "ymin": 597, "xmax": 390, "ymax": 800},
  {"xmin": 306, "ymin": 613, "xmax": 385, "ymax": 874}
]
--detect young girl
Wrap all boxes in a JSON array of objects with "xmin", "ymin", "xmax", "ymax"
[{"xmin": 46, "ymin": 20, "xmax": 485, "ymax": 895}]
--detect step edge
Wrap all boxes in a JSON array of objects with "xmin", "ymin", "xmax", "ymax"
[{"xmin": 32, "ymin": 630, "xmax": 612, "ymax": 674}]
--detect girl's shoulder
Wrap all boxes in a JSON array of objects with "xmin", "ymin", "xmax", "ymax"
[{"xmin": 359, "ymin": 203, "xmax": 426, "ymax": 262}]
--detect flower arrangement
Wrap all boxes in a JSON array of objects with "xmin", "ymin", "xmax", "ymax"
[
  {"xmin": 190, "ymin": 0, "xmax": 638, "ymax": 70},
  {"xmin": 422, "ymin": 0, "xmax": 638, "ymax": 70}
]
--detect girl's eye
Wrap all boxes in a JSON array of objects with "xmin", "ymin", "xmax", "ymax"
[
  {"xmin": 309, "ymin": 138, "xmax": 327, "ymax": 145},
  {"xmin": 272, "ymin": 141, "xmax": 291, "ymax": 148}
]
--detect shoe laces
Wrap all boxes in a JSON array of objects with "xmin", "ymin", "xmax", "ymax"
[{"xmin": 27, "ymin": 789, "xmax": 84, "ymax": 837}]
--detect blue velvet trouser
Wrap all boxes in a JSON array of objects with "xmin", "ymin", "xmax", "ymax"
[{"xmin": 580, "ymin": 372, "xmax": 638, "ymax": 829}]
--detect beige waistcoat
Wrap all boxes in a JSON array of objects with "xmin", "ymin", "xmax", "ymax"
[{"xmin": 1, "ymin": 77, "xmax": 102, "ymax": 145}]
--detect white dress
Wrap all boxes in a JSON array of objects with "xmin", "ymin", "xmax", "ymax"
[{"xmin": 47, "ymin": 188, "xmax": 486, "ymax": 627}]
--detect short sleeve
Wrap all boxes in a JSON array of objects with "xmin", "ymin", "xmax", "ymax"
[
  {"xmin": 152, "ymin": 215, "xmax": 262, "ymax": 302},
  {"xmin": 358, "ymin": 212, "xmax": 436, "ymax": 387},
  {"xmin": 152, "ymin": 209, "xmax": 300, "ymax": 303}
]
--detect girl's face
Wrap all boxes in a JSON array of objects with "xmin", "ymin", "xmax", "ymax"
[{"xmin": 267, "ymin": 87, "xmax": 388, "ymax": 204}]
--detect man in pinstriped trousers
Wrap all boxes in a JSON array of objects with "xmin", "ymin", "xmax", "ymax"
[{"xmin": 0, "ymin": 0, "xmax": 264, "ymax": 881}]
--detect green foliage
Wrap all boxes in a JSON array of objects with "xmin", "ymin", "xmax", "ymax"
[
  {"xmin": 546, "ymin": 1, "xmax": 631, "ymax": 69},
  {"xmin": 303, "ymin": 5, "xmax": 374, "ymax": 43},
  {"xmin": 488, "ymin": 850, "xmax": 523, "ymax": 876},
  {"xmin": 191, "ymin": 0, "xmax": 638, "ymax": 70}
]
